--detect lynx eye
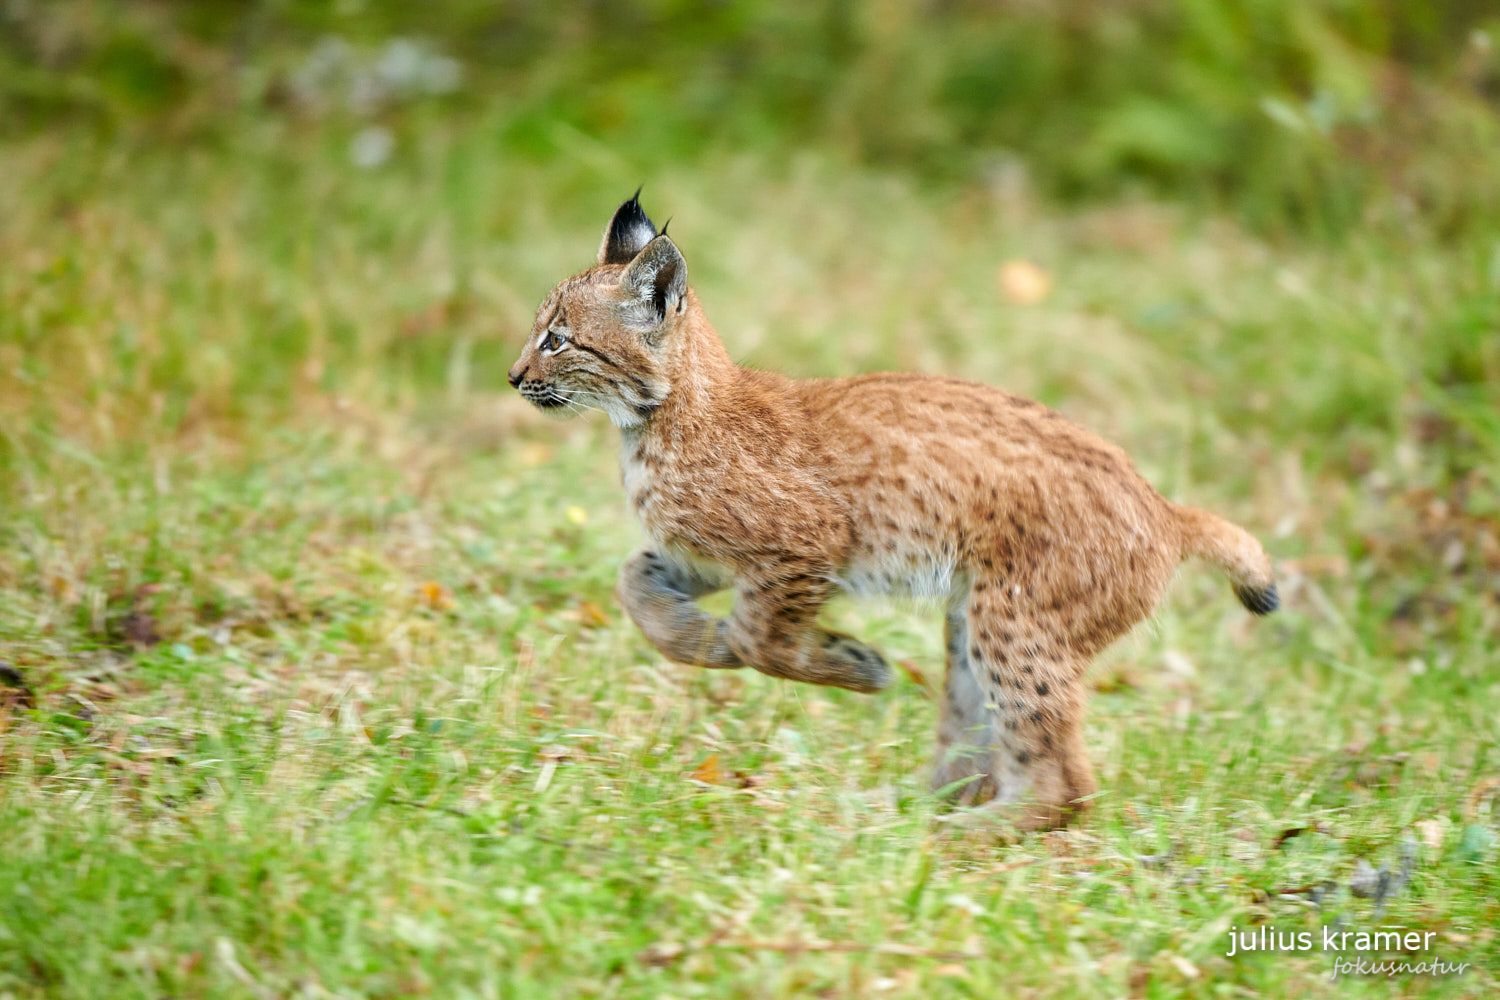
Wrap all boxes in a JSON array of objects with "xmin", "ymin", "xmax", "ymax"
[{"xmin": 539, "ymin": 329, "xmax": 568, "ymax": 353}]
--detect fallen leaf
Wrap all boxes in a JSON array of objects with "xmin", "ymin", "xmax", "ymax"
[
  {"xmin": 897, "ymin": 659, "xmax": 934, "ymax": 698},
  {"xmin": 80, "ymin": 682, "xmax": 122, "ymax": 703},
  {"xmin": 121, "ymin": 610, "xmax": 161, "ymax": 647},
  {"xmin": 1464, "ymin": 777, "xmax": 1499, "ymax": 818},
  {"xmin": 102, "ymin": 752, "xmax": 153, "ymax": 776},
  {"xmin": 689, "ymin": 754, "xmax": 725, "ymax": 786},
  {"xmin": 1416, "ymin": 819, "xmax": 1444, "ymax": 851},
  {"xmin": 1091, "ymin": 665, "xmax": 1141, "ymax": 693},
  {"xmin": 577, "ymin": 601, "xmax": 610, "ymax": 628},
  {"xmin": 998, "ymin": 259, "xmax": 1052, "ymax": 305},
  {"xmin": 418, "ymin": 581, "xmax": 453, "ymax": 610},
  {"xmin": 115, "ymin": 585, "xmax": 165, "ymax": 643}
]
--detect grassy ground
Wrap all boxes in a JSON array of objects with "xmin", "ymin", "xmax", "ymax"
[{"xmin": 1, "ymin": 116, "xmax": 1498, "ymax": 998}]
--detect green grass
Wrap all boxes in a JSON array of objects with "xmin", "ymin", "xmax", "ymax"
[{"xmin": 1, "ymin": 111, "xmax": 1498, "ymax": 998}]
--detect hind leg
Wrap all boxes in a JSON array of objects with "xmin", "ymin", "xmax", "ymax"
[
  {"xmin": 931, "ymin": 603, "xmax": 999, "ymax": 804},
  {"xmin": 953, "ymin": 579, "xmax": 1098, "ymax": 832}
]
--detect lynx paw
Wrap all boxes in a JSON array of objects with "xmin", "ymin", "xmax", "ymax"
[
  {"xmin": 819, "ymin": 632, "xmax": 892, "ymax": 693},
  {"xmin": 934, "ymin": 797, "xmax": 1077, "ymax": 839}
]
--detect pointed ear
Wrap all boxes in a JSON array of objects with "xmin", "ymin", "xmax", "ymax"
[
  {"xmin": 618, "ymin": 235, "xmax": 687, "ymax": 337},
  {"xmin": 598, "ymin": 190, "xmax": 658, "ymax": 266}
]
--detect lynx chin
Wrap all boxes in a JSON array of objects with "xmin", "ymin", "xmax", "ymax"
[{"xmin": 508, "ymin": 192, "xmax": 1278, "ymax": 832}]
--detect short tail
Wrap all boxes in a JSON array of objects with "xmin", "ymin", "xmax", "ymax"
[{"xmin": 1174, "ymin": 504, "xmax": 1278, "ymax": 615}]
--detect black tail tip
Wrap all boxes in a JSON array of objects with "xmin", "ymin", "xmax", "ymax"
[{"xmin": 1234, "ymin": 582, "xmax": 1280, "ymax": 616}]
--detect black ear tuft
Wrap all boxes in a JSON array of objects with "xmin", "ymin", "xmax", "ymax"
[{"xmin": 598, "ymin": 188, "xmax": 658, "ymax": 266}]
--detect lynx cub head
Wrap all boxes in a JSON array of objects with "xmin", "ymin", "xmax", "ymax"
[{"xmin": 508, "ymin": 192, "xmax": 689, "ymax": 428}]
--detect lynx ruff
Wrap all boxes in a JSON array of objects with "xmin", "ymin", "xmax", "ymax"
[{"xmin": 508, "ymin": 193, "xmax": 1278, "ymax": 832}]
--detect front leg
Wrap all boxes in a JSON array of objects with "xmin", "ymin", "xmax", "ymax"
[
  {"xmin": 617, "ymin": 548, "xmax": 741, "ymax": 669},
  {"xmin": 726, "ymin": 561, "xmax": 891, "ymax": 694}
]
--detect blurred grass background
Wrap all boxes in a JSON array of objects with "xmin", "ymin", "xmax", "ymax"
[
  {"xmin": 6, "ymin": 1, "xmax": 1500, "ymax": 229},
  {"xmin": 1, "ymin": 3, "xmax": 1499, "ymax": 998},
  {"xmin": 4, "ymin": 0, "xmax": 1500, "ymax": 442}
]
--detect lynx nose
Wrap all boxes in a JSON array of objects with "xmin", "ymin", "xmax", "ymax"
[{"xmin": 507, "ymin": 364, "xmax": 527, "ymax": 389}]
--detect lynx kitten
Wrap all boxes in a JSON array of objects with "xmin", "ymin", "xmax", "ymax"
[{"xmin": 508, "ymin": 193, "xmax": 1277, "ymax": 831}]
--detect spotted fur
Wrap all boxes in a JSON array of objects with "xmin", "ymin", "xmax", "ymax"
[{"xmin": 508, "ymin": 195, "xmax": 1278, "ymax": 833}]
